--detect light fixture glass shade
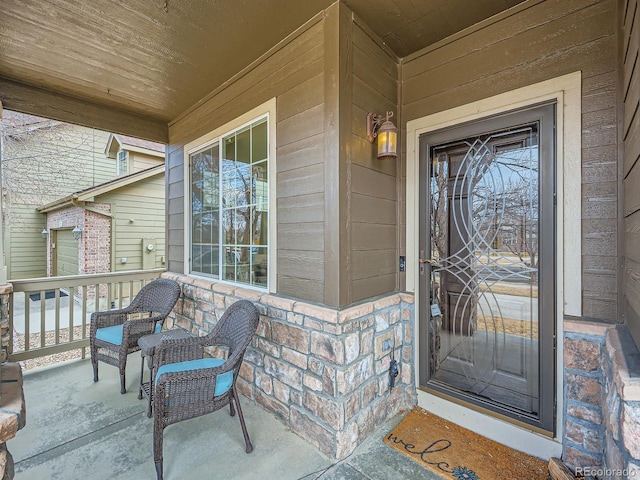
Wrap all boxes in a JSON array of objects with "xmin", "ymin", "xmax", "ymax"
[
  {"xmin": 72, "ymin": 226, "xmax": 82, "ymax": 241},
  {"xmin": 41, "ymin": 228, "xmax": 49, "ymax": 239},
  {"xmin": 376, "ymin": 120, "xmax": 398, "ymax": 160}
]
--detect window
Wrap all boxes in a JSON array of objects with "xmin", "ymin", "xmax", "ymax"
[
  {"xmin": 189, "ymin": 116, "xmax": 268, "ymax": 288},
  {"xmin": 117, "ymin": 150, "xmax": 128, "ymax": 175}
]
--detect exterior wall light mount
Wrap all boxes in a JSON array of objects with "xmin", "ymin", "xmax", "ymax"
[
  {"xmin": 367, "ymin": 111, "xmax": 398, "ymax": 160},
  {"xmin": 41, "ymin": 228, "xmax": 49, "ymax": 239},
  {"xmin": 72, "ymin": 226, "xmax": 83, "ymax": 241}
]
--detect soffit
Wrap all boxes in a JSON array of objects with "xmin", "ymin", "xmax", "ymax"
[{"xmin": 0, "ymin": 0, "xmax": 525, "ymax": 124}]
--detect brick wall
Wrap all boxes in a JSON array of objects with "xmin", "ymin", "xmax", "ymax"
[
  {"xmin": 81, "ymin": 206, "xmax": 111, "ymax": 275},
  {"xmin": 46, "ymin": 204, "xmax": 111, "ymax": 298},
  {"xmin": 163, "ymin": 272, "xmax": 417, "ymax": 459}
]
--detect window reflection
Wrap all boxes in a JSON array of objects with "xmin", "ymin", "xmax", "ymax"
[{"xmin": 190, "ymin": 118, "xmax": 269, "ymax": 288}]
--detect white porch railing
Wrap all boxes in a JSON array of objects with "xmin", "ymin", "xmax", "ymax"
[{"xmin": 9, "ymin": 269, "xmax": 164, "ymax": 362}]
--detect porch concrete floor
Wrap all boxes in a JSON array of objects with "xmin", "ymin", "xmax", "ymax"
[{"xmin": 9, "ymin": 358, "xmax": 440, "ymax": 480}]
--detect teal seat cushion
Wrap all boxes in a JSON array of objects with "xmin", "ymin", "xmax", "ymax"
[
  {"xmin": 96, "ymin": 322, "xmax": 161, "ymax": 345},
  {"xmin": 155, "ymin": 358, "xmax": 233, "ymax": 396}
]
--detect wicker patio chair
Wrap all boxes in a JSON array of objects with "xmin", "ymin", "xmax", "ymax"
[
  {"xmin": 152, "ymin": 299, "xmax": 259, "ymax": 480},
  {"xmin": 90, "ymin": 278, "xmax": 181, "ymax": 394}
]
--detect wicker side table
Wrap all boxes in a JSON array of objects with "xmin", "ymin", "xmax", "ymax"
[{"xmin": 138, "ymin": 328, "xmax": 193, "ymax": 417}]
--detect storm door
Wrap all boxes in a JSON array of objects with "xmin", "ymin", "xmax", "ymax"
[{"xmin": 418, "ymin": 103, "xmax": 555, "ymax": 433}]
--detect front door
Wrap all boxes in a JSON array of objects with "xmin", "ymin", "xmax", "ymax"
[{"xmin": 418, "ymin": 103, "xmax": 556, "ymax": 433}]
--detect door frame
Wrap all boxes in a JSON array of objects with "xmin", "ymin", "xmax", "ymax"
[{"xmin": 405, "ymin": 72, "xmax": 582, "ymax": 458}]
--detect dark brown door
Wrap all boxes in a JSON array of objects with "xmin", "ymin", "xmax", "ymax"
[{"xmin": 419, "ymin": 103, "xmax": 556, "ymax": 433}]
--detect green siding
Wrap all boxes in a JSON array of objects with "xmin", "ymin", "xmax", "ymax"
[
  {"xmin": 6, "ymin": 204, "xmax": 48, "ymax": 279},
  {"xmin": 96, "ymin": 174, "xmax": 166, "ymax": 272}
]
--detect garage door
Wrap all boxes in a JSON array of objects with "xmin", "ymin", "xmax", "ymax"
[{"xmin": 54, "ymin": 229, "xmax": 78, "ymax": 276}]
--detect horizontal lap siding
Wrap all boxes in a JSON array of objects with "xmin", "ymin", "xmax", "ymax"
[
  {"xmin": 402, "ymin": 0, "xmax": 618, "ymax": 321},
  {"xmin": 167, "ymin": 21, "xmax": 326, "ymax": 303},
  {"xmin": 166, "ymin": 146, "xmax": 185, "ymax": 274},
  {"xmin": 97, "ymin": 175, "xmax": 166, "ymax": 271},
  {"xmin": 623, "ymin": 0, "xmax": 640, "ymax": 346},
  {"xmin": 349, "ymin": 23, "xmax": 399, "ymax": 302},
  {"xmin": 6, "ymin": 206, "xmax": 46, "ymax": 280}
]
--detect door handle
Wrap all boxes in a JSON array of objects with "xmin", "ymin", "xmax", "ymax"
[
  {"xmin": 419, "ymin": 258, "xmax": 437, "ymax": 264},
  {"xmin": 419, "ymin": 258, "xmax": 438, "ymax": 276}
]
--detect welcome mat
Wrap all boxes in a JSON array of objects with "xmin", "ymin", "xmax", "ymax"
[{"xmin": 384, "ymin": 407, "xmax": 548, "ymax": 480}]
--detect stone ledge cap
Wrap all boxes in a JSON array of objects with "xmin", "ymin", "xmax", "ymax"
[
  {"xmin": 606, "ymin": 326, "xmax": 640, "ymax": 401},
  {"xmin": 0, "ymin": 362, "xmax": 25, "ymax": 443}
]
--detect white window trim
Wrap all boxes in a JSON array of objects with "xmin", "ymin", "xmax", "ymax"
[
  {"xmin": 405, "ymin": 71, "xmax": 581, "ymax": 458},
  {"xmin": 117, "ymin": 150, "xmax": 128, "ymax": 175},
  {"xmin": 183, "ymin": 98, "xmax": 277, "ymax": 292}
]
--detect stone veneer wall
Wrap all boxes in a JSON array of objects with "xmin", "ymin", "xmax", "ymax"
[
  {"xmin": 601, "ymin": 326, "xmax": 640, "ymax": 478},
  {"xmin": 563, "ymin": 319, "xmax": 640, "ymax": 478},
  {"xmin": 0, "ymin": 285, "xmax": 10, "ymax": 364},
  {"xmin": 162, "ymin": 272, "xmax": 416, "ymax": 459},
  {"xmin": 563, "ymin": 319, "xmax": 609, "ymax": 470}
]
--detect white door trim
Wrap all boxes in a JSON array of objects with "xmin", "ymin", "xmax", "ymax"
[{"xmin": 406, "ymin": 71, "xmax": 582, "ymax": 459}]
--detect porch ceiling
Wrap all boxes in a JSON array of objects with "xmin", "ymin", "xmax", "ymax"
[{"xmin": 0, "ymin": 0, "xmax": 524, "ymax": 124}]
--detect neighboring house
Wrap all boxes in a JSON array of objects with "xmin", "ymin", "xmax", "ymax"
[
  {"xmin": 104, "ymin": 133, "xmax": 165, "ymax": 176},
  {"xmin": 0, "ymin": 112, "xmax": 113, "ymax": 279},
  {"xmin": 2, "ymin": 0, "xmax": 640, "ymax": 477},
  {"xmin": 38, "ymin": 165, "xmax": 165, "ymax": 277},
  {"xmin": 0, "ymin": 114, "xmax": 165, "ymax": 280}
]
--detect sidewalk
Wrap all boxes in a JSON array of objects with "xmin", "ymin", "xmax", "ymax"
[{"xmin": 10, "ymin": 358, "xmax": 440, "ymax": 480}]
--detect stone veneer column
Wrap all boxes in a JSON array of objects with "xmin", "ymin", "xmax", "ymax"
[
  {"xmin": 0, "ymin": 285, "xmax": 10, "ymax": 364},
  {"xmin": 563, "ymin": 319, "xmax": 640, "ymax": 478},
  {"xmin": 601, "ymin": 326, "xmax": 640, "ymax": 478},
  {"xmin": 0, "ymin": 284, "xmax": 26, "ymax": 480},
  {"xmin": 163, "ymin": 272, "xmax": 417, "ymax": 459},
  {"xmin": 562, "ymin": 319, "xmax": 609, "ymax": 471},
  {"xmin": 0, "ymin": 363, "xmax": 25, "ymax": 480}
]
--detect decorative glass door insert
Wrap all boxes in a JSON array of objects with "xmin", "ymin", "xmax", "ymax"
[{"xmin": 419, "ymin": 103, "xmax": 556, "ymax": 432}]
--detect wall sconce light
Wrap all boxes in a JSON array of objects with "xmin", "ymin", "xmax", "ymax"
[
  {"xmin": 367, "ymin": 111, "xmax": 398, "ymax": 160},
  {"xmin": 41, "ymin": 228, "xmax": 49, "ymax": 239},
  {"xmin": 72, "ymin": 226, "xmax": 83, "ymax": 241}
]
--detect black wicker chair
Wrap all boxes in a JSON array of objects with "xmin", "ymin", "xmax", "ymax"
[
  {"xmin": 90, "ymin": 278, "xmax": 181, "ymax": 394},
  {"xmin": 152, "ymin": 299, "xmax": 259, "ymax": 480}
]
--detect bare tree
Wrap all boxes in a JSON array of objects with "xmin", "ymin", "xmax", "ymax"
[{"xmin": 0, "ymin": 110, "xmax": 91, "ymax": 228}]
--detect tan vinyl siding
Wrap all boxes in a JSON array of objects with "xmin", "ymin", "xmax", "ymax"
[
  {"xmin": 623, "ymin": 0, "xmax": 640, "ymax": 345},
  {"xmin": 96, "ymin": 174, "xmax": 166, "ymax": 271},
  {"xmin": 6, "ymin": 205, "xmax": 47, "ymax": 279},
  {"xmin": 84, "ymin": 128, "xmax": 116, "ymax": 185},
  {"xmin": 167, "ymin": 17, "xmax": 326, "ymax": 303},
  {"xmin": 401, "ymin": 0, "xmax": 618, "ymax": 321},
  {"xmin": 349, "ymin": 20, "xmax": 399, "ymax": 303},
  {"xmin": 129, "ymin": 151, "xmax": 164, "ymax": 173}
]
